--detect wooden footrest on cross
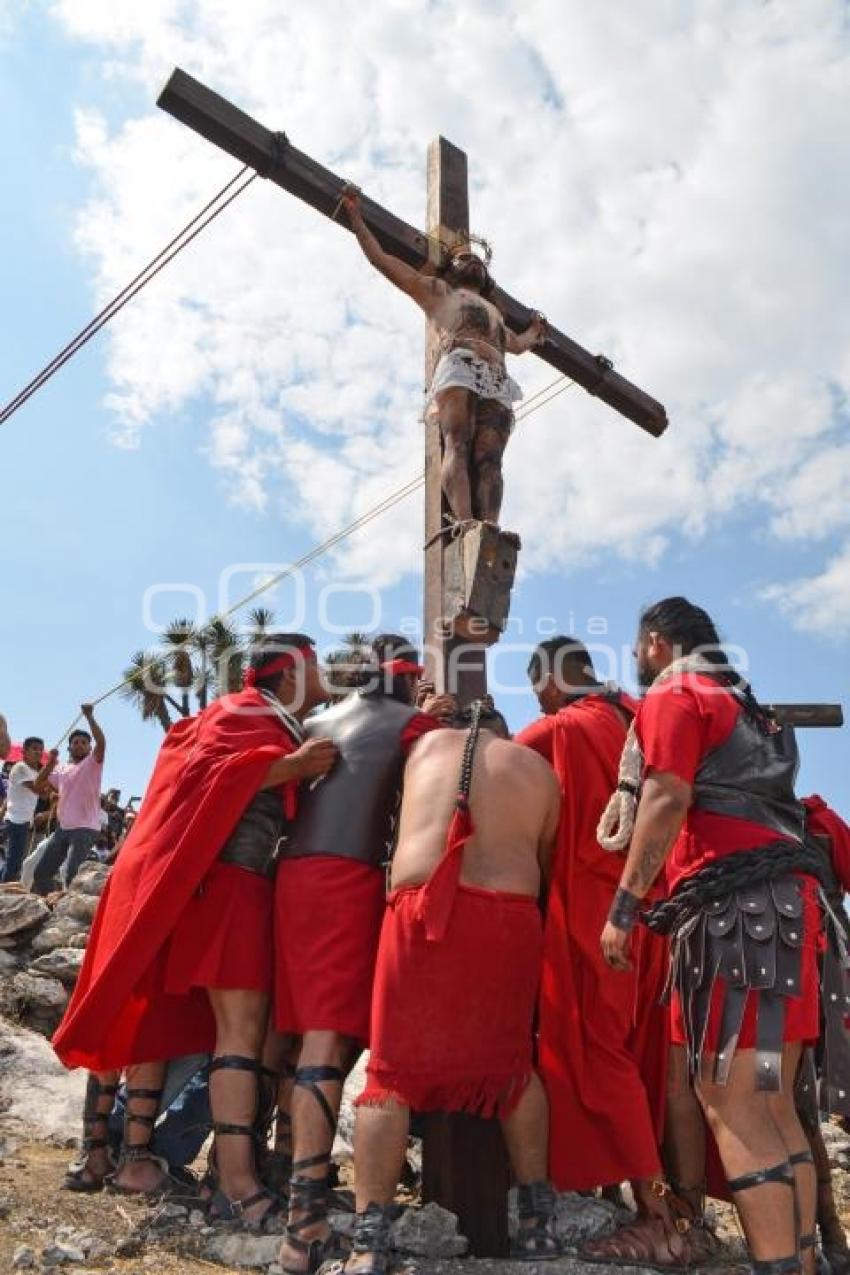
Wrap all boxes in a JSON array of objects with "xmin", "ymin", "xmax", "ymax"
[{"xmin": 440, "ymin": 521, "xmax": 521, "ymax": 644}]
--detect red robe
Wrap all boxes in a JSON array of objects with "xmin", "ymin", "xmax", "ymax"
[
  {"xmin": 517, "ymin": 695, "xmax": 669, "ymax": 1191},
  {"xmin": 53, "ymin": 689, "xmax": 298, "ymax": 1071}
]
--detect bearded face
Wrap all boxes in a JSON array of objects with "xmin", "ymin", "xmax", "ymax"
[{"xmin": 446, "ymin": 253, "xmax": 489, "ymax": 292}]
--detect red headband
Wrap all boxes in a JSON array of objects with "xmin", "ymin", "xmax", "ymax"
[
  {"xmin": 379, "ymin": 659, "xmax": 425, "ymax": 678},
  {"xmin": 244, "ymin": 647, "xmax": 316, "ymax": 687}
]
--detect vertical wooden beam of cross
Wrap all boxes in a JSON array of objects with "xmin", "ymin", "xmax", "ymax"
[
  {"xmin": 423, "ymin": 137, "xmax": 488, "ymax": 706},
  {"xmin": 419, "ymin": 137, "xmax": 512, "ymax": 1260}
]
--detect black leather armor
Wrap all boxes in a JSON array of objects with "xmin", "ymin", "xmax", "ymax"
[
  {"xmin": 693, "ymin": 688, "xmax": 805, "ymax": 843},
  {"xmin": 282, "ymin": 691, "xmax": 421, "ymax": 869},
  {"xmin": 218, "ymin": 789, "xmax": 285, "ymax": 878}
]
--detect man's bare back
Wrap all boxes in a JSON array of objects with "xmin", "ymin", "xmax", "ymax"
[{"xmin": 391, "ymin": 727, "xmax": 561, "ymax": 896}]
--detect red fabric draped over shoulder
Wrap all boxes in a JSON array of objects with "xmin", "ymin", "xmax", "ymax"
[{"xmin": 53, "ymin": 689, "xmax": 298, "ymax": 1071}]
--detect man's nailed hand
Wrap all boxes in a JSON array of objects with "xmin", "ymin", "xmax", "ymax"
[
  {"xmin": 340, "ymin": 183, "xmax": 363, "ymax": 225},
  {"xmin": 291, "ymin": 737, "xmax": 338, "ymax": 780},
  {"xmin": 529, "ymin": 311, "xmax": 548, "ymax": 345}
]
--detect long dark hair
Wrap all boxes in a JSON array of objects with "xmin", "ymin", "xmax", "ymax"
[{"xmin": 639, "ymin": 596, "xmax": 770, "ymax": 729}]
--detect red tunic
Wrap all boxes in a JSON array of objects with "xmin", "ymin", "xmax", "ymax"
[
  {"xmin": 517, "ymin": 696, "xmax": 669, "ymax": 1190},
  {"xmin": 53, "ymin": 689, "xmax": 299, "ymax": 1071},
  {"xmin": 274, "ymin": 710, "xmax": 440, "ymax": 1042},
  {"xmin": 636, "ymin": 675, "xmax": 819, "ymax": 1049}
]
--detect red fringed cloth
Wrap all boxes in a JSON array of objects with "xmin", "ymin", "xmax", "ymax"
[{"xmin": 358, "ymin": 796, "xmax": 543, "ymax": 1118}]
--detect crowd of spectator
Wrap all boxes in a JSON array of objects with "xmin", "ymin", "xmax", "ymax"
[{"xmin": 0, "ymin": 706, "xmax": 137, "ymax": 893}]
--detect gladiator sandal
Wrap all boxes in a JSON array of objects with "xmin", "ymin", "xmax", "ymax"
[
  {"xmin": 206, "ymin": 1054, "xmax": 283, "ymax": 1227},
  {"xmin": 63, "ymin": 1075, "xmax": 118, "ymax": 1193},
  {"xmin": 581, "ymin": 1179, "xmax": 692, "ymax": 1269},
  {"xmin": 511, "ymin": 1180, "xmax": 561, "ymax": 1262},
  {"xmin": 331, "ymin": 1202, "xmax": 395, "ymax": 1275},
  {"xmin": 107, "ymin": 1085, "xmax": 185, "ymax": 1198},
  {"xmin": 789, "ymin": 1148, "xmax": 818, "ymax": 1263},
  {"xmin": 262, "ymin": 1061, "xmax": 296, "ymax": 1197},
  {"xmin": 728, "ymin": 1162, "xmax": 800, "ymax": 1275},
  {"xmin": 282, "ymin": 1065, "xmax": 349, "ymax": 1274}
]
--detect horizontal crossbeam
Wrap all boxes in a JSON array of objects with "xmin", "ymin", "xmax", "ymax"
[{"xmin": 157, "ymin": 68, "xmax": 668, "ymax": 437}]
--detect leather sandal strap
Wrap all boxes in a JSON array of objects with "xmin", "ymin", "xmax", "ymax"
[
  {"xmin": 292, "ymin": 1151, "xmax": 330, "ymax": 1173},
  {"xmin": 789, "ymin": 1150, "xmax": 815, "ymax": 1167},
  {"xmin": 294, "ymin": 1065, "xmax": 342, "ymax": 1137},
  {"xmin": 82, "ymin": 1136, "xmax": 109, "ymax": 1151},
  {"xmin": 214, "ymin": 1122, "xmax": 256, "ymax": 1137},
  {"xmin": 799, "ymin": 1234, "xmax": 817, "ymax": 1250},
  {"xmin": 209, "ymin": 1054, "xmax": 261, "ymax": 1075},
  {"xmin": 752, "ymin": 1257, "xmax": 801, "ymax": 1275},
  {"xmin": 125, "ymin": 1087, "xmax": 163, "ymax": 1100},
  {"xmin": 729, "ymin": 1161, "xmax": 795, "ymax": 1193}
]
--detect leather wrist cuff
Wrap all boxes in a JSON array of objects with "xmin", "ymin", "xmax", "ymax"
[{"xmin": 609, "ymin": 886, "xmax": 641, "ymax": 932}]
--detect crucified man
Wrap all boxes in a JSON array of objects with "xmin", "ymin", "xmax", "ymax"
[{"xmin": 342, "ymin": 188, "xmax": 546, "ymax": 527}]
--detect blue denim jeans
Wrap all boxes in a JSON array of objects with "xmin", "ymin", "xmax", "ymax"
[
  {"xmin": 31, "ymin": 826, "xmax": 98, "ymax": 894},
  {"xmin": 108, "ymin": 1063, "xmax": 211, "ymax": 1169},
  {"xmin": 1, "ymin": 820, "xmax": 32, "ymax": 883}
]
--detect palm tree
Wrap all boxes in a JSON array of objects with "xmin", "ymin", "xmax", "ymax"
[
  {"xmin": 120, "ymin": 651, "xmax": 182, "ymax": 732},
  {"xmin": 160, "ymin": 618, "xmax": 199, "ymax": 718},
  {"xmin": 324, "ymin": 630, "xmax": 373, "ymax": 700}
]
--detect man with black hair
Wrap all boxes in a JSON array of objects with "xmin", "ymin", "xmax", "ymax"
[
  {"xmin": 1, "ymin": 735, "xmax": 47, "ymax": 883},
  {"xmin": 344, "ymin": 701, "xmax": 562, "ymax": 1271},
  {"xmin": 54, "ymin": 634, "xmax": 335, "ymax": 1223},
  {"xmin": 517, "ymin": 640, "xmax": 677, "ymax": 1254},
  {"xmin": 342, "ymin": 188, "xmax": 546, "ymax": 526},
  {"xmin": 599, "ymin": 597, "xmax": 835, "ymax": 1275},
  {"xmin": 275, "ymin": 634, "xmax": 443, "ymax": 1275},
  {"xmin": 33, "ymin": 705, "xmax": 105, "ymax": 892}
]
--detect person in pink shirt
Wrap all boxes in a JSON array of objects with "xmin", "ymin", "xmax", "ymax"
[{"xmin": 33, "ymin": 704, "xmax": 105, "ymax": 894}]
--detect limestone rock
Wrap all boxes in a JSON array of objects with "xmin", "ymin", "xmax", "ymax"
[
  {"xmin": 1, "ymin": 971, "xmax": 68, "ymax": 1034},
  {"xmin": 0, "ymin": 1018, "xmax": 86, "ymax": 1141},
  {"xmin": 0, "ymin": 949, "xmax": 20, "ymax": 974},
  {"xmin": 30, "ymin": 916, "xmax": 88, "ymax": 955},
  {"xmin": 0, "ymin": 893, "xmax": 49, "ymax": 939},
  {"xmin": 68, "ymin": 862, "xmax": 109, "ymax": 897},
  {"xmin": 29, "ymin": 949, "xmax": 85, "ymax": 986},
  {"xmin": 12, "ymin": 1246, "xmax": 36, "ymax": 1270},
  {"xmin": 391, "ymin": 1203, "xmax": 469, "ymax": 1257},
  {"xmin": 52, "ymin": 892, "xmax": 98, "ymax": 925},
  {"xmin": 552, "ymin": 1192, "xmax": 620, "ymax": 1245},
  {"xmin": 203, "ymin": 1232, "xmax": 283, "ymax": 1268}
]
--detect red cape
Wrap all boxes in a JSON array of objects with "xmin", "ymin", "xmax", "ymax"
[
  {"xmin": 53, "ymin": 689, "xmax": 299, "ymax": 1071},
  {"xmin": 517, "ymin": 695, "xmax": 669, "ymax": 1190},
  {"xmin": 804, "ymin": 793, "xmax": 850, "ymax": 892}
]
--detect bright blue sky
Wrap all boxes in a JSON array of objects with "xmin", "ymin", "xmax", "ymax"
[{"xmin": 1, "ymin": 2, "xmax": 847, "ymax": 818}]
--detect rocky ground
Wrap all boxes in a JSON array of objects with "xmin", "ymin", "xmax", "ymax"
[{"xmin": 1, "ymin": 870, "xmax": 848, "ymax": 1273}]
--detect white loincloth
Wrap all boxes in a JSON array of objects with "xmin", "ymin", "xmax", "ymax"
[{"xmin": 425, "ymin": 347, "xmax": 522, "ymax": 412}]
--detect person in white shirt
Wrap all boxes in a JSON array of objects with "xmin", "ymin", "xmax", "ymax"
[{"xmin": 2, "ymin": 737, "xmax": 47, "ymax": 883}]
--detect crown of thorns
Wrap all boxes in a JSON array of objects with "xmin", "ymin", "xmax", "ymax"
[{"xmin": 448, "ymin": 234, "xmax": 493, "ymax": 267}]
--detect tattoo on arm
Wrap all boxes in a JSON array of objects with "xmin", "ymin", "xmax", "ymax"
[{"xmin": 622, "ymin": 831, "xmax": 677, "ymax": 895}]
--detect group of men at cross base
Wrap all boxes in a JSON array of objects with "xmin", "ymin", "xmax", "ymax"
[{"xmin": 49, "ymin": 598, "xmax": 850, "ymax": 1275}]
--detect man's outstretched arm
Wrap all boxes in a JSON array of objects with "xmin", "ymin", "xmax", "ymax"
[
  {"xmin": 342, "ymin": 187, "xmax": 436, "ymax": 308},
  {"xmin": 600, "ymin": 770, "xmax": 691, "ymax": 971}
]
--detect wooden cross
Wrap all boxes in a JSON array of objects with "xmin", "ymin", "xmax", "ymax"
[
  {"xmin": 157, "ymin": 69, "xmax": 669, "ymax": 709},
  {"xmin": 156, "ymin": 68, "xmax": 670, "ymax": 1258}
]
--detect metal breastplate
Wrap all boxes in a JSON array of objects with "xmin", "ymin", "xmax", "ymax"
[
  {"xmin": 693, "ymin": 695, "xmax": 805, "ymax": 843},
  {"xmin": 218, "ymin": 789, "xmax": 285, "ymax": 878},
  {"xmin": 282, "ymin": 692, "xmax": 420, "ymax": 870}
]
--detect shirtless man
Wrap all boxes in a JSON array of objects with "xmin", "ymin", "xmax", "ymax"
[
  {"xmin": 342, "ymin": 702, "xmax": 562, "ymax": 1271},
  {"xmin": 343, "ymin": 188, "xmax": 547, "ymax": 526}
]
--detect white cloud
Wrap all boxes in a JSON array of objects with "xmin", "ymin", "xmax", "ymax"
[
  {"xmin": 46, "ymin": 0, "xmax": 850, "ymax": 622},
  {"xmin": 762, "ymin": 541, "xmax": 850, "ymax": 638}
]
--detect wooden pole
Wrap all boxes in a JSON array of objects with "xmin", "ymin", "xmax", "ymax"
[{"xmin": 419, "ymin": 136, "xmax": 510, "ymax": 1261}]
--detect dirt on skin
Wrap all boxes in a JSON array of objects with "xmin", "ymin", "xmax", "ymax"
[{"xmin": 0, "ymin": 1140, "xmax": 246, "ymax": 1274}]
